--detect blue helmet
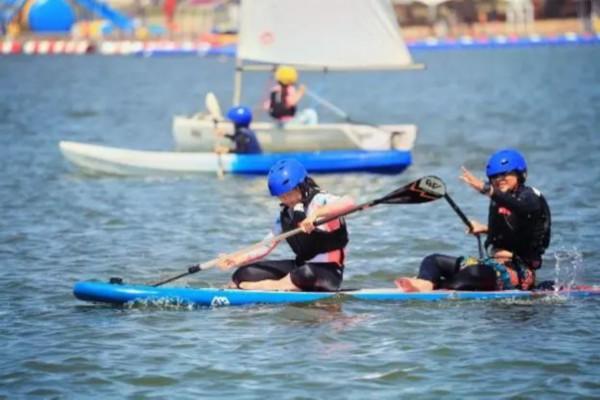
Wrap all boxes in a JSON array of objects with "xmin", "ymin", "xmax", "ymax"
[
  {"xmin": 267, "ymin": 159, "xmax": 307, "ymax": 196},
  {"xmin": 226, "ymin": 106, "xmax": 252, "ymax": 126},
  {"xmin": 486, "ymin": 149, "xmax": 527, "ymax": 179}
]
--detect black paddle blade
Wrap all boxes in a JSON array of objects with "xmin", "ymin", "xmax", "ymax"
[{"xmin": 380, "ymin": 176, "xmax": 446, "ymax": 204}]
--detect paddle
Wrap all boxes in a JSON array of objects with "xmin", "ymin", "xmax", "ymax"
[
  {"xmin": 205, "ymin": 92, "xmax": 223, "ymax": 121},
  {"xmin": 205, "ymin": 92, "xmax": 225, "ymax": 179},
  {"xmin": 150, "ymin": 175, "xmax": 447, "ymax": 287},
  {"xmin": 305, "ymin": 89, "xmax": 381, "ymax": 129},
  {"xmin": 443, "ymin": 192, "xmax": 485, "ymax": 258}
]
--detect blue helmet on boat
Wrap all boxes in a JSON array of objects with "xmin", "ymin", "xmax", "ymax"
[
  {"xmin": 486, "ymin": 149, "xmax": 528, "ymax": 180},
  {"xmin": 267, "ymin": 159, "xmax": 307, "ymax": 196},
  {"xmin": 226, "ymin": 106, "xmax": 252, "ymax": 126}
]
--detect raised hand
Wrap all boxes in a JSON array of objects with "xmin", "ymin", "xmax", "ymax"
[{"xmin": 460, "ymin": 166, "xmax": 485, "ymax": 193}]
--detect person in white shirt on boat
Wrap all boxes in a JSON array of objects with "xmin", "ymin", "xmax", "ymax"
[
  {"xmin": 265, "ymin": 65, "xmax": 318, "ymax": 126},
  {"xmin": 216, "ymin": 158, "xmax": 355, "ymax": 291}
]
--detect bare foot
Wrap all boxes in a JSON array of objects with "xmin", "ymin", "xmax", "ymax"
[
  {"xmin": 238, "ymin": 281, "xmax": 276, "ymax": 291},
  {"xmin": 394, "ymin": 278, "xmax": 420, "ymax": 292},
  {"xmin": 238, "ymin": 281, "xmax": 257, "ymax": 290},
  {"xmin": 238, "ymin": 275, "xmax": 299, "ymax": 291},
  {"xmin": 222, "ymin": 281, "xmax": 238, "ymax": 289},
  {"xmin": 394, "ymin": 277, "xmax": 434, "ymax": 292}
]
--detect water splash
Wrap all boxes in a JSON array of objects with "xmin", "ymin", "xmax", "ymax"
[
  {"xmin": 551, "ymin": 247, "xmax": 584, "ymax": 290},
  {"xmin": 124, "ymin": 298, "xmax": 199, "ymax": 311}
]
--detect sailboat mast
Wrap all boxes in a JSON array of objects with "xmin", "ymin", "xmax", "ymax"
[{"xmin": 233, "ymin": 58, "xmax": 243, "ymax": 106}]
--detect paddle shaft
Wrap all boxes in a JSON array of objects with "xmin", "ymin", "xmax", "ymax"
[
  {"xmin": 443, "ymin": 193, "xmax": 484, "ymax": 258},
  {"xmin": 305, "ymin": 89, "xmax": 380, "ymax": 128}
]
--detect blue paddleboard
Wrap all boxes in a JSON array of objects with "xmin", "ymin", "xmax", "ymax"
[
  {"xmin": 73, "ymin": 281, "xmax": 600, "ymax": 307},
  {"xmin": 73, "ymin": 281, "xmax": 336, "ymax": 307}
]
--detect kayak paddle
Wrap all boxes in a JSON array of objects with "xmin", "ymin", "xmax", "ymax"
[
  {"xmin": 443, "ymin": 192, "xmax": 485, "ymax": 258},
  {"xmin": 147, "ymin": 175, "xmax": 447, "ymax": 287},
  {"xmin": 205, "ymin": 92, "xmax": 223, "ymax": 122}
]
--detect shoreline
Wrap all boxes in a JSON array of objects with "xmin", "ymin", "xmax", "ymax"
[
  {"xmin": 401, "ymin": 18, "xmax": 594, "ymax": 40},
  {"xmin": 1, "ymin": 18, "xmax": 598, "ymax": 56}
]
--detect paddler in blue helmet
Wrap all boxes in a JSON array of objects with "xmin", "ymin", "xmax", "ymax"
[
  {"xmin": 395, "ymin": 149, "xmax": 551, "ymax": 292},
  {"xmin": 216, "ymin": 159, "xmax": 355, "ymax": 291},
  {"xmin": 215, "ymin": 106, "xmax": 262, "ymax": 154}
]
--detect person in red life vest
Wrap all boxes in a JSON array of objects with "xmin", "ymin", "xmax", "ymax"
[
  {"xmin": 265, "ymin": 65, "xmax": 318, "ymax": 126},
  {"xmin": 395, "ymin": 149, "xmax": 551, "ymax": 292},
  {"xmin": 215, "ymin": 106, "xmax": 262, "ymax": 154},
  {"xmin": 216, "ymin": 159, "xmax": 355, "ymax": 291}
]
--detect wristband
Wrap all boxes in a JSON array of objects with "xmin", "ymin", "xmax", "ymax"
[{"xmin": 480, "ymin": 182, "xmax": 491, "ymax": 195}]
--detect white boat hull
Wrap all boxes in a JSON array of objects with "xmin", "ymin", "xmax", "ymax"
[
  {"xmin": 172, "ymin": 115, "xmax": 417, "ymax": 152},
  {"xmin": 59, "ymin": 141, "xmax": 223, "ymax": 176},
  {"xmin": 59, "ymin": 141, "xmax": 413, "ymax": 176}
]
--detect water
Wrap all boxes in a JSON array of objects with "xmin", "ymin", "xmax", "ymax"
[{"xmin": 1, "ymin": 47, "xmax": 600, "ymax": 399}]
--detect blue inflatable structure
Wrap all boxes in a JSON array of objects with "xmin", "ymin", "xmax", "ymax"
[
  {"xmin": 28, "ymin": 0, "xmax": 75, "ymax": 32},
  {"xmin": 0, "ymin": 0, "xmax": 134, "ymax": 34},
  {"xmin": 73, "ymin": 0, "xmax": 134, "ymax": 32}
]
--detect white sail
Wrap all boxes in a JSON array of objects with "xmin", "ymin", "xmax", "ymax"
[{"xmin": 238, "ymin": 0, "xmax": 413, "ymax": 69}]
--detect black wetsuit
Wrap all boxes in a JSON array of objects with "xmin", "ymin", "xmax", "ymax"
[
  {"xmin": 418, "ymin": 185, "xmax": 551, "ymax": 290},
  {"xmin": 232, "ymin": 260, "xmax": 344, "ymax": 292},
  {"xmin": 485, "ymin": 185, "xmax": 551, "ymax": 268},
  {"xmin": 232, "ymin": 190, "xmax": 348, "ymax": 292},
  {"xmin": 225, "ymin": 126, "xmax": 262, "ymax": 154}
]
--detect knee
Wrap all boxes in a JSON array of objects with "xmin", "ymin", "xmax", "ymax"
[
  {"xmin": 290, "ymin": 265, "xmax": 317, "ymax": 290},
  {"xmin": 417, "ymin": 254, "xmax": 443, "ymax": 281},
  {"xmin": 231, "ymin": 266, "xmax": 249, "ymax": 286},
  {"xmin": 420, "ymin": 253, "xmax": 445, "ymax": 268}
]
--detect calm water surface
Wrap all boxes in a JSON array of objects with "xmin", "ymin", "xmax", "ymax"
[{"xmin": 1, "ymin": 47, "xmax": 600, "ymax": 399}]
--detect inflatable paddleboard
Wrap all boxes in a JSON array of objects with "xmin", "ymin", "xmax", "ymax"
[{"xmin": 73, "ymin": 281, "xmax": 600, "ymax": 307}]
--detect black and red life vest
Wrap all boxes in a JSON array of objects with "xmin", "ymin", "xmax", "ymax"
[
  {"xmin": 269, "ymin": 84, "xmax": 296, "ymax": 119},
  {"xmin": 485, "ymin": 185, "xmax": 551, "ymax": 268},
  {"xmin": 280, "ymin": 191, "xmax": 348, "ymax": 265}
]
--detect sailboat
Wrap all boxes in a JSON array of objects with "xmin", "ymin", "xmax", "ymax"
[{"xmin": 172, "ymin": 0, "xmax": 422, "ymax": 153}]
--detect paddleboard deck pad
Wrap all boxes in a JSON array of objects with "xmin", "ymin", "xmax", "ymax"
[{"xmin": 73, "ymin": 281, "xmax": 600, "ymax": 307}]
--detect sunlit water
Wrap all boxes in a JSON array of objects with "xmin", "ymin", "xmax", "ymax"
[{"xmin": 1, "ymin": 47, "xmax": 599, "ymax": 399}]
